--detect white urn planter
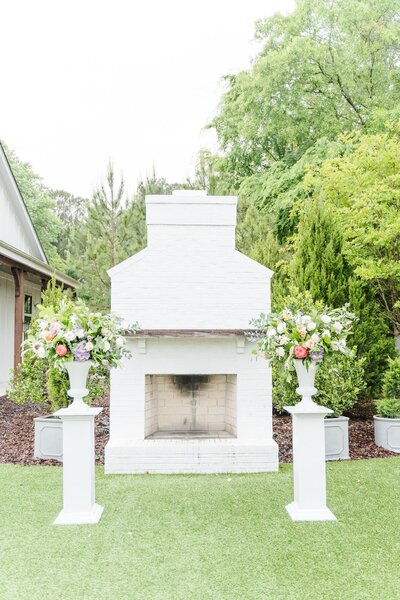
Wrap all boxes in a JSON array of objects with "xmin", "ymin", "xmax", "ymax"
[
  {"xmin": 374, "ymin": 416, "xmax": 400, "ymax": 453},
  {"xmin": 34, "ymin": 416, "xmax": 63, "ymax": 461},
  {"xmin": 64, "ymin": 359, "xmax": 94, "ymax": 411},
  {"xmin": 293, "ymin": 359, "xmax": 319, "ymax": 408},
  {"xmin": 324, "ymin": 416, "xmax": 349, "ymax": 460}
]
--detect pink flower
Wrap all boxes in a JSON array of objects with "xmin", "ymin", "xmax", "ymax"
[
  {"xmin": 293, "ymin": 345, "xmax": 308, "ymax": 359},
  {"xmin": 55, "ymin": 344, "xmax": 68, "ymax": 357}
]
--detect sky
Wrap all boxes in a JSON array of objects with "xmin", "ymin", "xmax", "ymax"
[{"xmin": 0, "ymin": 0, "xmax": 295, "ymax": 199}]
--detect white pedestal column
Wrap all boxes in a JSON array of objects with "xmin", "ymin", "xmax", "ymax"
[
  {"xmin": 285, "ymin": 403, "xmax": 336, "ymax": 522},
  {"xmin": 53, "ymin": 405, "xmax": 103, "ymax": 525}
]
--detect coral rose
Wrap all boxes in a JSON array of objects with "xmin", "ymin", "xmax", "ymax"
[
  {"xmin": 293, "ymin": 345, "xmax": 308, "ymax": 359},
  {"xmin": 55, "ymin": 344, "xmax": 68, "ymax": 357}
]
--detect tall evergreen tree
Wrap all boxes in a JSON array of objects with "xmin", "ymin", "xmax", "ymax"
[
  {"xmin": 292, "ymin": 199, "xmax": 394, "ymax": 395},
  {"xmin": 70, "ymin": 162, "xmax": 143, "ymax": 309}
]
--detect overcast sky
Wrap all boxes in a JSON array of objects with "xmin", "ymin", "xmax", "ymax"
[{"xmin": 1, "ymin": 0, "xmax": 294, "ymax": 199}]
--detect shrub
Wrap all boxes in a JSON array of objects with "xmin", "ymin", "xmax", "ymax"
[
  {"xmin": 375, "ymin": 397, "xmax": 400, "ymax": 419},
  {"xmin": 273, "ymin": 353, "xmax": 366, "ymax": 416},
  {"xmin": 7, "ymin": 354, "xmax": 48, "ymax": 405},
  {"xmin": 382, "ymin": 356, "xmax": 400, "ymax": 399},
  {"xmin": 8, "ymin": 358, "xmax": 109, "ymax": 411},
  {"xmin": 47, "ymin": 368, "xmax": 69, "ymax": 410}
]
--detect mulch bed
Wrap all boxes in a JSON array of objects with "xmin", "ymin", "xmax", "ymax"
[
  {"xmin": 273, "ymin": 414, "xmax": 397, "ymax": 462},
  {"xmin": 0, "ymin": 395, "xmax": 109, "ymax": 466},
  {"xmin": 0, "ymin": 395, "xmax": 397, "ymax": 466}
]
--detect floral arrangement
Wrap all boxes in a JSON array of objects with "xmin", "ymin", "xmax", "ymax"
[
  {"xmin": 23, "ymin": 299, "xmax": 136, "ymax": 370},
  {"xmin": 249, "ymin": 304, "xmax": 356, "ymax": 372}
]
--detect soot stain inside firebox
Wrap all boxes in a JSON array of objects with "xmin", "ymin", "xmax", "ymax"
[{"xmin": 173, "ymin": 375, "xmax": 209, "ymax": 430}]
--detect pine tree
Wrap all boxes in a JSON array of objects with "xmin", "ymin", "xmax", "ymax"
[
  {"xmin": 291, "ymin": 200, "xmax": 394, "ymax": 397},
  {"xmin": 69, "ymin": 162, "xmax": 144, "ymax": 310}
]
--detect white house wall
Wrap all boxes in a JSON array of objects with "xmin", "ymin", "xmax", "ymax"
[{"xmin": 0, "ymin": 164, "xmax": 44, "ymax": 261}]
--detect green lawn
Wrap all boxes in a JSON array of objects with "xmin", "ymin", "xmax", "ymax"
[{"xmin": 1, "ymin": 460, "xmax": 400, "ymax": 600}]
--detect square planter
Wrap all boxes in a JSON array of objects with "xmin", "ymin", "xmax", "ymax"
[
  {"xmin": 374, "ymin": 416, "xmax": 400, "ymax": 453},
  {"xmin": 34, "ymin": 416, "xmax": 63, "ymax": 461},
  {"xmin": 324, "ymin": 416, "xmax": 349, "ymax": 461}
]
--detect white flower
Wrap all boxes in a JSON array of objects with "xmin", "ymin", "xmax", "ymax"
[
  {"xmin": 85, "ymin": 341, "xmax": 94, "ymax": 351},
  {"xmin": 301, "ymin": 315, "xmax": 312, "ymax": 324},
  {"xmin": 322, "ymin": 329, "xmax": 331, "ymax": 338},
  {"xmin": 276, "ymin": 347, "xmax": 285, "ymax": 358},
  {"xmin": 102, "ymin": 340, "xmax": 111, "ymax": 351},
  {"xmin": 37, "ymin": 346, "xmax": 46, "ymax": 358},
  {"xmin": 76, "ymin": 328, "xmax": 85, "ymax": 338},
  {"xmin": 101, "ymin": 327, "xmax": 110, "ymax": 337},
  {"xmin": 306, "ymin": 321, "xmax": 317, "ymax": 331},
  {"xmin": 321, "ymin": 314, "xmax": 331, "ymax": 324},
  {"xmin": 65, "ymin": 331, "xmax": 75, "ymax": 342},
  {"xmin": 266, "ymin": 327, "xmax": 277, "ymax": 338},
  {"xmin": 310, "ymin": 333, "xmax": 320, "ymax": 343},
  {"xmin": 297, "ymin": 327, "xmax": 307, "ymax": 338},
  {"xmin": 115, "ymin": 336, "xmax": 125, "ymax": 348},
  {"xmin": 279, "ymin": 335, "xmax": 290, "ymax": 345},
  {"xmin": 277, "ymin": 322, "xmax": 287, "ymax": 334},
  {"xmin": 281, "ymin": 309, "xmax": 292, "ymax": 321},
  {"xmin": 332, "ymin": 322, "xmax": 343, "ymax": 333}
]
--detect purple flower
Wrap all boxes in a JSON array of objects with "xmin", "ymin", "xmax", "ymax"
[
  {"xmin": 72, "ymin": 341, "xmax": 90, "ymax": 362},
  {"xmin": 102, "ymin": 359, "xmax": 108, "ymax": 366},
  {"xmin": 310, "ymin": 349, "xmax": 324, "ymax": 362},
  {"xmin": 87, "ymin": 335, "xmax": 93, "ymax": 341}
]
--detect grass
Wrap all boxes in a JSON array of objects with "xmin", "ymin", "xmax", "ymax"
[{"xmin": 1, "ymin": 460, "xmax": 400, "ymax": 600}]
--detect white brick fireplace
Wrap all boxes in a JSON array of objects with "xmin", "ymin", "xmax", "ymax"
[{"xmin": 105, "ymin": 190, "xmax": 278, "ymax": 473}]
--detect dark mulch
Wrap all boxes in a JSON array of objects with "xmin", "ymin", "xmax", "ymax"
[
  {"xmin": 273, "ymin": 414, "xmax": 398, "ymax": 463},
  {"xmin": 0, "ymin": 395, "xmax": 397, "ymax": 466},
  {"xmin": 0, "ymin": 395, "xmax": 109, "ymax": 466}
]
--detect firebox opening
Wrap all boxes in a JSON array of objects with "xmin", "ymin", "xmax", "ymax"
[{"xmin": 145, "ymin": 374, "xmax": 237, "ymax": 439}]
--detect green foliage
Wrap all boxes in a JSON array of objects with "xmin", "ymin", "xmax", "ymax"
[
  {"xmin": 273, "ymin": 353, "xmax": 366, "ymax": 416},
  {"xmin": 47, "ymin": 368, "xmax": 69, "ymax": 410},
  {"xmin": 314, "ymin": 354, "xmax": 366, "ymax": 416},
  {"xmin": 291, "ymin": 201, "xmax": 353, "ymax": 307},
  {"xmin": 49, "ymin": 188, "xmax": 88, "ymax": 260},
  {"xmin": 69, "ymin": 162, "xmax": 146, "ymax": 310},
  {"xmin": 382, "ymin": 356, "xmax": 400, "ymax": 399},
  {"xmin": 305, "ymin": 129, "xmax": 400, "ymax": 331},
  {"xmin": 375, "ymin": 397, "xmax": 400, "ymax": 419},
  {"xmin": 7, "ymin": 354, "xmax": 48, "ymax": 405},
  {"xmin": 210, "ymin": 0, "xmax": 400, "ymax": 184},
  {"xmin": 291, "ymin": 198, "xmax": 395, "ymax": 396}
]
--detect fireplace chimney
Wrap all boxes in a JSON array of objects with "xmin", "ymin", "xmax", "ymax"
[{"xmin": 145, "ymin": 189, "xmax": 237, "ymax": 252}]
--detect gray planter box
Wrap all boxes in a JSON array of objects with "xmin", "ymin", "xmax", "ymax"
[
  {"xmin": 324, "ymin": 416, "xmax": 349, "ymax": 461},
  {"xmin": 34, "ymin": 416, "xmax": 63, "ymax": 461},
  {"xmin": 374, "ymin": 416, "xmax": 400, "ymax": 453}
]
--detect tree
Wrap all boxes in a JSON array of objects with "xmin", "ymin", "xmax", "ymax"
[
  {"xmin": 305, "ymin": 128, "xmax": 400, "ymax": 334},
  {"xmin": 210, "ymin": 0, "xmax": 400, "ymax": 186},
  {"xmin": 291, "ymin": 199, "xmax": 394, "ymax": 395},
  {"xmin": 69, "ymin": 162, "xmax": 144, "ymax": 309},
  {"xmin": 49, "ymin": 189, "xmax": 88, "ymax": 260},
  {"xmin": 2, "ymin": 142, "xmax": 64, "ymax": 268}
]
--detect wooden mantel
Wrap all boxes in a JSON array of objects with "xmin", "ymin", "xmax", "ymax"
[{"xmin": 124, "ymin": 329, "xmax": 249, "ymax": 338}]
